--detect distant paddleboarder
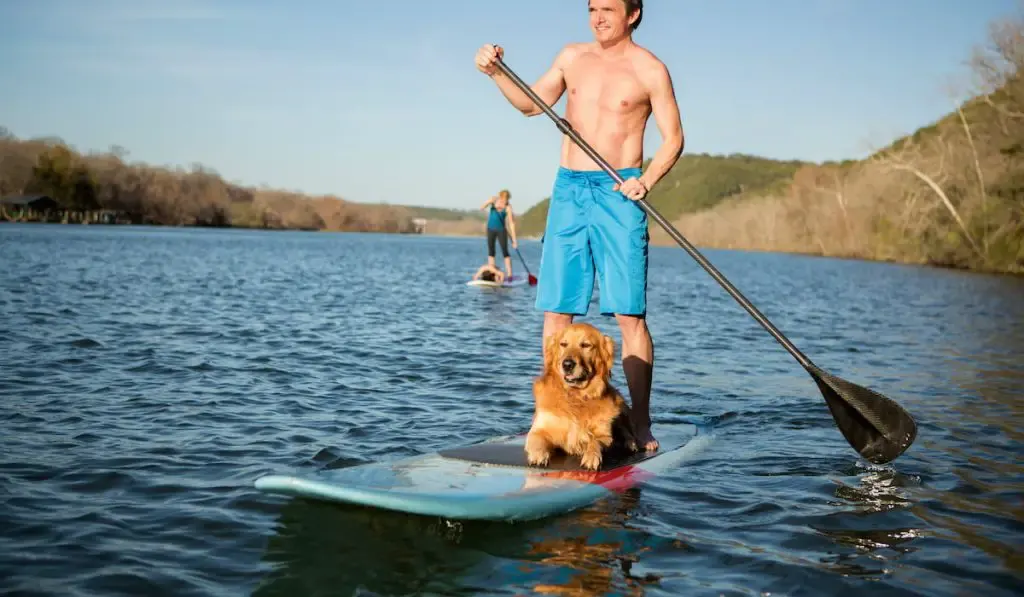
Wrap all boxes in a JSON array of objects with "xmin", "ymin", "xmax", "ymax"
[
  {"xmin": 472, "ymin": 262, "xmax": 506, "ymax": 284},
  {"xmin": 480, "ymin": 189, "xmax": 518, "ymax": 280},
  {"xmin": 474, "ymin": 0, "xmax": 684, "ymax": 451}
]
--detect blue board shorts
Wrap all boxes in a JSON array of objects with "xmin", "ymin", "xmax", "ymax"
[{"xmin": 535, "ymin": 166, "xmax": 649, "ymax": 317}]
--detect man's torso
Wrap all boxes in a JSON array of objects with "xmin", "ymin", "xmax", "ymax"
[{"xmin": 560, "ymin": 43, "xmax": 657, "ymax": 171}]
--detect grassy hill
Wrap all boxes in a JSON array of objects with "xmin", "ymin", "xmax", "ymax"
[{"xmin": 515, "ymin": 152, "xmax": 809, "ymax": 237}]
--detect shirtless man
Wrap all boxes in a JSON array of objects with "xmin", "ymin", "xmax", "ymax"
[{"xmin": 474, "ymin": 0, "xmax": 683, "ymax": 451}]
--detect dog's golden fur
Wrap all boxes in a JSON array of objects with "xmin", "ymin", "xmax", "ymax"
[{"xmin": 525, "ymin": 322, "xmax": 639, "ymax": 471}]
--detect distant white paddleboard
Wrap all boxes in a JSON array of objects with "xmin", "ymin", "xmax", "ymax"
[{"xmin": 466, "ymin": 275, "xmax": 529, "ymax": 288}]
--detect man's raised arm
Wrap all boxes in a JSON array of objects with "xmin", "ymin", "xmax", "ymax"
[{"xmin": 476, "ymin": 44, "xmax": 574, "ymax": 117}]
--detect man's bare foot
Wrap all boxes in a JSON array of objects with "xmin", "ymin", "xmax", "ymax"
[{"xmin": 635, "ymin": 423, "xmax": 659, "ymax": 452}]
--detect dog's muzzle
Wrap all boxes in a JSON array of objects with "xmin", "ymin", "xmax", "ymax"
[{"xmin": 561, "ymin": 357, "xmax": 589, "ymax": 385}]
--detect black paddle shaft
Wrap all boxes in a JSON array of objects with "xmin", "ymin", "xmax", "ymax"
[
  {"xmin": 515, "ymin": 247, "xmax": 534, "ymax": 277},
  {"xmin": 492, "ymin": 56, "xmax": 813, "ymax": 370}
]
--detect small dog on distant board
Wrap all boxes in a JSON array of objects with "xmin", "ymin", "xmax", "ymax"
[{"xmin": 525, "ymin": 322, "xmax": 640, "ymax": 471}]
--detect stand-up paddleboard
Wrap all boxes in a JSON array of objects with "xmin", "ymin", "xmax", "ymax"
[
  {"xmin": 254, "ymin": 423, "xmax": 713, "ymax": 521},
  {"xmin": 466, "ymin": 275, "xmax": 529, "ymax": 288}
]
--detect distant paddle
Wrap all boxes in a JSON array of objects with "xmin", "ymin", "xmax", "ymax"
[
  {"xmin": 491, "ymin": 55, "xmax": 918, "ymax": 464},
  {"xmin": 514, "ymin": 246, "xmax": 538, "ymax": 285},
  {"xmin": 502, "ymin": 205, "xmax": 537, "ymax": 285}
]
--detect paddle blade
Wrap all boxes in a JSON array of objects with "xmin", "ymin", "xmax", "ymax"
[
  {"xmin": 805, "ymin": 365, "xmax": 917, "ymax": 464},
  {"xmin": 528, "ymin": 274, "xmax": 538, "ymax": 286}
]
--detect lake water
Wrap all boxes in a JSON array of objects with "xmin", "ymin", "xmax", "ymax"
[{"xmin": 1, "ymin": 223, "xmax": 1021, "ymax": 597}]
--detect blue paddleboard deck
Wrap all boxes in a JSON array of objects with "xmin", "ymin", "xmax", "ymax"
[{"xmin": 254, "ymin": 424, "xmax": 713, "ymax": 521}]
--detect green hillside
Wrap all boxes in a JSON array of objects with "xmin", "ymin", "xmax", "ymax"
[{"xmin": 515, "ymin": 152, "xmax": 809, "ymax": 237}]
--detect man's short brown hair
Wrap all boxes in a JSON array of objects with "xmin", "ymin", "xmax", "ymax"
[{"xmin": 624, "ymin": 0, "xmax": 642, "ymax": 31}]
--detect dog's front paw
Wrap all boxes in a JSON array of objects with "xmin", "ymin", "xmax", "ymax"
[
  {"xmin": 525, "ymin": 432, "xmax": 553, "ymax": 468},
  {"xmin": 625, "ymin": 438, "xmax": 639, "ymax": 453},
  {"xmin": 580, "ymin": 450, "xmax": 602, "ymax": 471},
  {"xmin": 526, "ymin": 446, "xmax": 552, "ymax": 467}
]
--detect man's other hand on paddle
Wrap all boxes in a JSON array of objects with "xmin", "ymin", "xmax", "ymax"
[{"xmin": 614, "ymin": 177, "xmax": 648, "ymax": 201}]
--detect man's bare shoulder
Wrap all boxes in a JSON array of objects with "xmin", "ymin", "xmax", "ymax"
[
  {"xmin": 627, "ymin": 44, "xmax": 669, "ymax": 72},
  {"xmin": 627, "ymin": 45, "xmax": 673, "ymax": 88},
  {"xmin": 553, "ymin": 42, "xmax": 592, "ymax": 67}
]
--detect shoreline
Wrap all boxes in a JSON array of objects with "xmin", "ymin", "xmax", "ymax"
[{"xmin": 4, "ymin": 219, "xmax": 1020, "ymax": 278}]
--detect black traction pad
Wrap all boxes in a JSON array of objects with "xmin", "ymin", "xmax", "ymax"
[{"xmin": 438, "ymin": 440, "xmax": 661, "ymax": 472}]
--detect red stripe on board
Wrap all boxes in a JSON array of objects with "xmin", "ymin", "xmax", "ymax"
[{"xmin": 538, "ymin": 464, "xmax": 655, "ymax": 493}]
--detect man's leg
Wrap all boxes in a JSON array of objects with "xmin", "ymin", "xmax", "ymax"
[
  {"xmin": 589, "ymin": 166, "xmax": 657, "ymax": 450},
  {"xmin": 615, "ymin": 314, "xmax": 657, "ymax": 451},
  {"xmin": 535, "ymin": 167, "xmax": 593, "ymax": 359}
]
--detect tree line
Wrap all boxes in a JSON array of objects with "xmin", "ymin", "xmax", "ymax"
[{"xmin": 0, "ymin": 132, "xmax": 421, "ymax": 233}]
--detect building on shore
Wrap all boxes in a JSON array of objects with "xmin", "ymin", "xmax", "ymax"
[{"xmin": 1, "ymin": 194, "xmax": 126, "ymax": 224}]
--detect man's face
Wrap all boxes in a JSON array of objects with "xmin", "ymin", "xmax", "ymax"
[{"xmin": 588, "ymin": 0, "xmax": 632, "ymax": 42}]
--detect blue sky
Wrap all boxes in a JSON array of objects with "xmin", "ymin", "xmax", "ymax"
[{"xmin": 0, "ymin": 0, "xmax": 1018, "ymax": 212}]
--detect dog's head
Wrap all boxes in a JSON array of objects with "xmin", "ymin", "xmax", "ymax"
[{"xmin": 543, "ymin": 323, "xmax": 615, "ymax": 391}]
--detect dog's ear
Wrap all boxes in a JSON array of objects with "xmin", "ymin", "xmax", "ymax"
[{"xmin": 599, "ymin": 334, "xmax": 615, "ymax": 378}]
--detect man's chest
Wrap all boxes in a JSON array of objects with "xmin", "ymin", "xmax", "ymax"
[{"xmin": 565, "ymin": 58, "xmax": 648, "ymax": 111}]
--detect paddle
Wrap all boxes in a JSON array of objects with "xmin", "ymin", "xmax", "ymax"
[
  {"xmin": 513, "ymin": 246, "xmax": 538, "ymax": 285},
  {"xmin": 491, "ymin": 55, "xmax": 918, "ymax": 465}
]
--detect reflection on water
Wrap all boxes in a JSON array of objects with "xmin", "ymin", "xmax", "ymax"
[
  {"xmin": 829, "ymin": 465, "xmax": 919, "ymax": 515},
  {"xmin": 254, "ymin": 484, "xmax": 656, "ymax": 597},
  {"xmin": 256, "ymin": 498, "xmax": 493, "ymax": 596},
  {"xmin": 815, "ymin": 467, "xmax": 925, "ymax": 578},
  {"xmin": 524, "ymin": 490, "xmax": 664, "ymax": 597},
  {"xmin": 1, "ymin": 224, "xmax": 1023, "ymax": 596}
]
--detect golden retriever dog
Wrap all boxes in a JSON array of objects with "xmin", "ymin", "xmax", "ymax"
[{"xmin": 525, "ymin": 322, "xmax": 639, "ymax": 471}]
